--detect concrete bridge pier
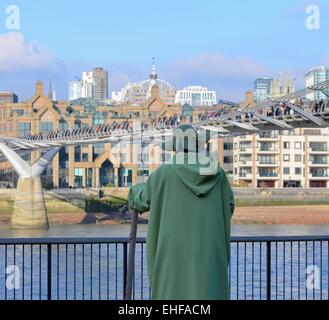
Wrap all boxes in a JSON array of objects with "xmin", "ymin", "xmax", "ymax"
[
  {"xmin": 0, "ymin": 143, "xmax": 60, "ymax": 229},
  {"xmin": 12, "ymin": 176, "xmax": 48, "ymax": 229}
]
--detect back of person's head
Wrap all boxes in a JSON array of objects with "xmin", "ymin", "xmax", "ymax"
[
  {"xmin": 173, "ymin": 124, "xmax": 199, "ymax": 153},
  {"xmin": 173, "ymin": 124, "xmax": 213, "ymax": 154}
]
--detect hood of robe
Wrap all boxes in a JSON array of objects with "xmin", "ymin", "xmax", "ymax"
[
  {"xmin": 158, "ymin": 124, "xmax": 216, "ymax": 152},
  {"xmin": 169, "ymin": 152, "xmax": 222, "ymax": 197}
]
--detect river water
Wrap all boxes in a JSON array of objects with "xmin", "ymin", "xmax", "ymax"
[
  {"xmin": 1, "ymin": 224, "xmax": 329, "ymax": 300},
  {"xmin": 1, "ymin": 223, "xmax": 329, "ymax": 238}
]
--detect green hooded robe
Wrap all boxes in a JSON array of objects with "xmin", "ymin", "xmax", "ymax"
[{"xmin": 128, "ymin": 152, "xmax": 235, "ymax": 300}]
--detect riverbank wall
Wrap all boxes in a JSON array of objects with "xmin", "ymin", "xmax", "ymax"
[{"xmin": 1, "ymin": 188, "xmax": 329, "ymax": 226}]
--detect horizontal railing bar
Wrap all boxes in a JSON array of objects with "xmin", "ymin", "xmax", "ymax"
[
  {"xmin": 231, "ymin": 235, "xmax": 329, "ymax": 242},
  {"xmin": 0, "ymin": 235, "xmax": 329, "ymax": 245}
]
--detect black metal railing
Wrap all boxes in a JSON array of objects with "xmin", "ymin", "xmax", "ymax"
[{"xmin": 0, "ymin": 236, "xmax": 328, "ymax": 300}]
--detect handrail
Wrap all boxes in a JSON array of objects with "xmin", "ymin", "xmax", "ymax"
[
  {"xmin": 1, "ymin": 235, "xmax": 329, "ymax": 245},
  {"xmin": 1, "ymin": 235, "xmax": 328, "ymax": 300}
]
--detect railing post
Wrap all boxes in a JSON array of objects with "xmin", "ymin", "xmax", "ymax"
[
  {"xmin": 47, "ymin": 243, "xmax": 52, "ymax": 300},
  {"xmin": 266, "ymin": 241, "xmax": 271, "ymax": 300},
  {"xmin": 123, "ymin": 242, "xmax": 128, "ymax": 300},
  {"xmin": 125, "ymin": 210, "xmax": 138, "ymax": 300}
]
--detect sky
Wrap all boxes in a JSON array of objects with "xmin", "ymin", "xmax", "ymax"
[{"xmin": 0, "ymin": 0, "xmax": 328, "ymax": 101}]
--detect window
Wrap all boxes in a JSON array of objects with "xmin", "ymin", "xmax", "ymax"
[
  {"xmin": 18, "ymin": 122, "xmax": 31, "ymax": 137},
  {"xmin": 74, "ymin": 168, "xmax": 84, "ymax": 176},
  {"xmin": 310, "ymin": 142, "xmax": 327, "ymax": 152},
  {"xmin": 259, "ymin": 142, "xmax": 275, "ymax": 151},
  {"xmin": 74, "ymin": 146, "xmax": 81, "ymax": 162},
  {"xmin": 120, "ymin": 153, "xmax": 126, "ymax": 163},
  {"xmin": 283, "ymin": 167, "xmax": 290, "ymax": 175},
  {"xmin": 59, "ymin": 120, "xmax": 68, "ymax": 130},
  {"xmin": 258, "ymin": 168, "xmax": 277, "ymax": 177},
  {"xmin": 258, "ymin": 155, "xmax": 276, "ymax": 164},
  {"xmin": 310, "ymin": 155, "xmax": 328, "ymax": 165},
  {"xmin": 240, "ymin": 142, "xmax": 252, "ymax": 151},
  {"xmin": 74, "ymin": 168, "xmax": 84, "ymax": 188},
  {"xmin": 283, "ymin": 142, "xmax": 290, "ymax": 149},
  {"xmin": 224, "ymin": 156, "xmax": 233, "ymax": 164},
  {"xmin": 304, "ymin": 129, "xmax": 321, "ymax": 136},
  {"xmin": 295, "ymin": 154, "xmax": 302, "ymax": 162},
  {"xmin": 223, "ymin": 142, "xmax": 233, "ymax": 150},
  {"xmin": 40, "ymin": 122, "xmax": 53, "ymax": 132},
  {"xmin": 93, "ymin": 143, "xmax": 105, "ymax": 161},
  {"xmin": 283, "ymin": 154, "xmax": 290, "ymax": 162},
  {"xmin": 93, "ymin": 113, "xmax": 105, "ymax": 125},
  {"xmin": 295, "ymin": 142, "xmax": 302, "ymax": 149},
  {"xmin": 259, "ymin": 131, "xmax": 278, "ymax": 138},
  {"xmin": 82, "ymin": 153, "xmax": 89, "ymax": 162},
  {"xmin": 295, "ymin": 167, "xmax": 302, "ymax": 175},
  {"xmin": 59, "ymin": 147, "xmax": 69, "ymax": 168},
  {"xmin": 240, "ymin": 155, "xmax": 252, "ymax": 162},
  {"xmin": 12, "ymin": 109, "xmax": 24, "ymax": 116}
]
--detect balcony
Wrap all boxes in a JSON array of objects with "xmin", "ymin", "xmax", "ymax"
[
  {"xmin": 258, "ymin": 172, "xmax": 279, "ymax": 178},
  {"xmin": 257, "ymin": 148, "xmax": 279, "ymax": 154},
  {"xmin": 309, "ymin": 142, "xmax": 328, "ymax": 150},
  {"xmin": 257, "ymin": 161, "xmax": 279, "ymax": 167},
  {"xmin": 238, "ymin": 136, "xmax": 252, "ymax": 142},
  {"xmin": 309, "ymin": 160, "xmax": 328, "ymax": 166},
  {"xmin": 308, "ymin": 147, "xmax": 329, "ymax": 154},
  {"xmin": 239, "ymin": 147, "xmax": 253, "ymax": 153},
  {"xmin": 1, "ymin": 236, "xmax": 329, "ymax": 300},
  {"xmin": 238, "ymin": 160, "xmax": 253, "ymax": 167},
  {"xmin": 258, "ymin": 133, "xmax": 279, "ymax": 140},
  {"xmin": 239, "ymin": 172, "xmax": 253, "ymax": 179},
  {"xmin": 309, "ymin": 172, "xmax": 329, "ymax": 178}
]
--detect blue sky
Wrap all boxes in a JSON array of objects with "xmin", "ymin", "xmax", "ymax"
[{"xmin": 0, "ymin": 0, "xmax": 328, "ymax": 101}]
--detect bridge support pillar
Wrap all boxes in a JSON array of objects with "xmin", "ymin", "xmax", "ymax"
[
  {"xmin": 12, "ymin": 176, "xmax": 48, "ymax": 229},
  {"xmin": 0, "ymin": 143, "xmax": 60, "ymax": 229}
]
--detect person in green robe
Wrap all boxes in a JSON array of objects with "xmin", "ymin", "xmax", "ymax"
[{"xmin": 128, "ymin": 124, "xmax": 235, "ymax": 300}]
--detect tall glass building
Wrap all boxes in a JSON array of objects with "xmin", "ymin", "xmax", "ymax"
[
  {"xmin": 305, "ymin": 66, "xmax": 329, "ymax": 101},
  {"xmin": 253, "ymin": 78, "xmax": 273, "ymax": 102}
]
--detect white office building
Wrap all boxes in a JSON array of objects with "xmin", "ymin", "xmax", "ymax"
[
  {"xmin": 175, "ymin": 86, "xmax": 216, "ymax": 107},
  {"xmin": 68, "ymin": 80, "xmax": 82, "ymax": 101},
  {"xmin": 68, "ymin": 68, "xmax": 109, "ymax": 101},
  {"xmin": 305, "ymin": 66, "xmax": 329, "ymax": 101},
  {"xmin": 69, "ymin": 72, "xmax": 94, "ymax": 101},
  {"xmin": 81, "ymin": 72, "xmax": 95, "ymax": 99}
]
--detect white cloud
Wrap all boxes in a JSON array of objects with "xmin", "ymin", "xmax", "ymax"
[
  {"xmin": 0, "ymin": 34, "xmax": 269, "ymax": 101},
  {"xmin": 0, "ymin": 32, "xmax": 63, "ymax": 73},
  {"xmin": 159, "ymin": 53, "xmax": 269, "ymax": 101},
  {"xmin": 0, "ymin": 32, "xmax": 92, "ymax": 100},
  {"xmin": 165, "ymin": 53, "xmax": 268, "ymax": 81}
]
